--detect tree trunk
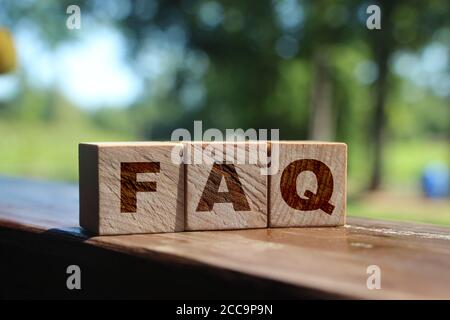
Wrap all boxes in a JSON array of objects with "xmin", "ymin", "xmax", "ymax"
[
  {"xmin": 309, "ymin": 51, "xmax": 335, "ymax": 141},
  {"xmin": 368, "ymin": 3, "xmax": 394, "ymax": 191},
  {"xmin": 369, "ymin": 49, "xmax": 388, "ymax": 190}
]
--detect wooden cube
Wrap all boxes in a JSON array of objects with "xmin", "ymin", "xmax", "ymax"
[
  {"xmin": 269, "ymin": 141, "xmax": 347, "ymax": 227},
  {"xmin": 79, "ymin": 142, "xmax": 184, "ymax": 235},
  {"xmin": 185, "ymin": 141, "xmax": 268, "ymax": 231}
]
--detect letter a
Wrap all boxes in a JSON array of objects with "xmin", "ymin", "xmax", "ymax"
[
  {"xmin": 66, "ymin": 265, "xmax": 81, "ymax": 290},
  {"xmin": 366, "ymin": 5, "xmax": 381, "ymax": 30},
  {"xmin": 66, "ymin": 5, "xmax": 81, "ymax": 30},
  {"xmin": 196, "ymin": 163, "xmax": 251, "ymax": 212}
]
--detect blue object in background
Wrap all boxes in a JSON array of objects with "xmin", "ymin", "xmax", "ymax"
[{"xmin": 421, "ymin": 162, "xmax": 450, "ymax": 198}]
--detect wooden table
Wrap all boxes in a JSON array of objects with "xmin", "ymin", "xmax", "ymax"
[{"xmin": 1, "ymin": 176, "xmax": 450, "ymax": 299}]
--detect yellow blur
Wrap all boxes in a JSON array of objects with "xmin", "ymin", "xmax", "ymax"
[{"xmin": 0, "ymin": 27, "xmax": 17, "ymax": 73}]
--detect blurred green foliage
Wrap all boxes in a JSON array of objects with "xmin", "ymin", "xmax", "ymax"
[
  {"xmin": 0, "ymin": 90, "xmax": 133, "ymax": 181},
  {"xmin": 0, "ymin": 0, "xmax": 449, "ymax": 224}
]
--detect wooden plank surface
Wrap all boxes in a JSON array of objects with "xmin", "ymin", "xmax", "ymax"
[{"xmin": 1, "ymin": 176, "xmax": 450, "ymax": 299}]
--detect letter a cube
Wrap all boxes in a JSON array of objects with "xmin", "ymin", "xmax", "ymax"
[
  {"xmin": 79, "ymin": 142, "xmax": 184, "ymax": 235},
  {"xmin": 185, "ymin": 141, "xmax": 268, "ymax": 231}
]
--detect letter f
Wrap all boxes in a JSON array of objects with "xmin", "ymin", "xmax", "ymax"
[{"xmin": 121, "ymin": 162, "xmax": 160, "ymax": 213}]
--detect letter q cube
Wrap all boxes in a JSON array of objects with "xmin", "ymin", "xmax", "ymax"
[{"xmin": 269, "ymin": 141, "xmax": 347, "ymax": 227}]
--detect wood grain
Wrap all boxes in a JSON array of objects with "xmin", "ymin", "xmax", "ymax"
[
  {"xmin": 269, "ymin": 141, "xmax": 347, "ymax": 227},
  {"xmin": 1, "ymin": 177, "xmax": 450, "ymax": 299},
  {"xmin": 185, "ymin": 142, "xmax": 267, "ymax": 231},
  {"xmin": 79, "ymin": 142, "xmax": 184, "ymax": 235}
]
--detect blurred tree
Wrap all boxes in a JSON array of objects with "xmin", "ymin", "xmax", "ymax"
[
  {"xmin": 1, "ymin": 0, "xmax": 449, "ymax": 191},
  {"xmin": 365, "ymin": 0, "xmax": 449, "ymax": 190}
]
